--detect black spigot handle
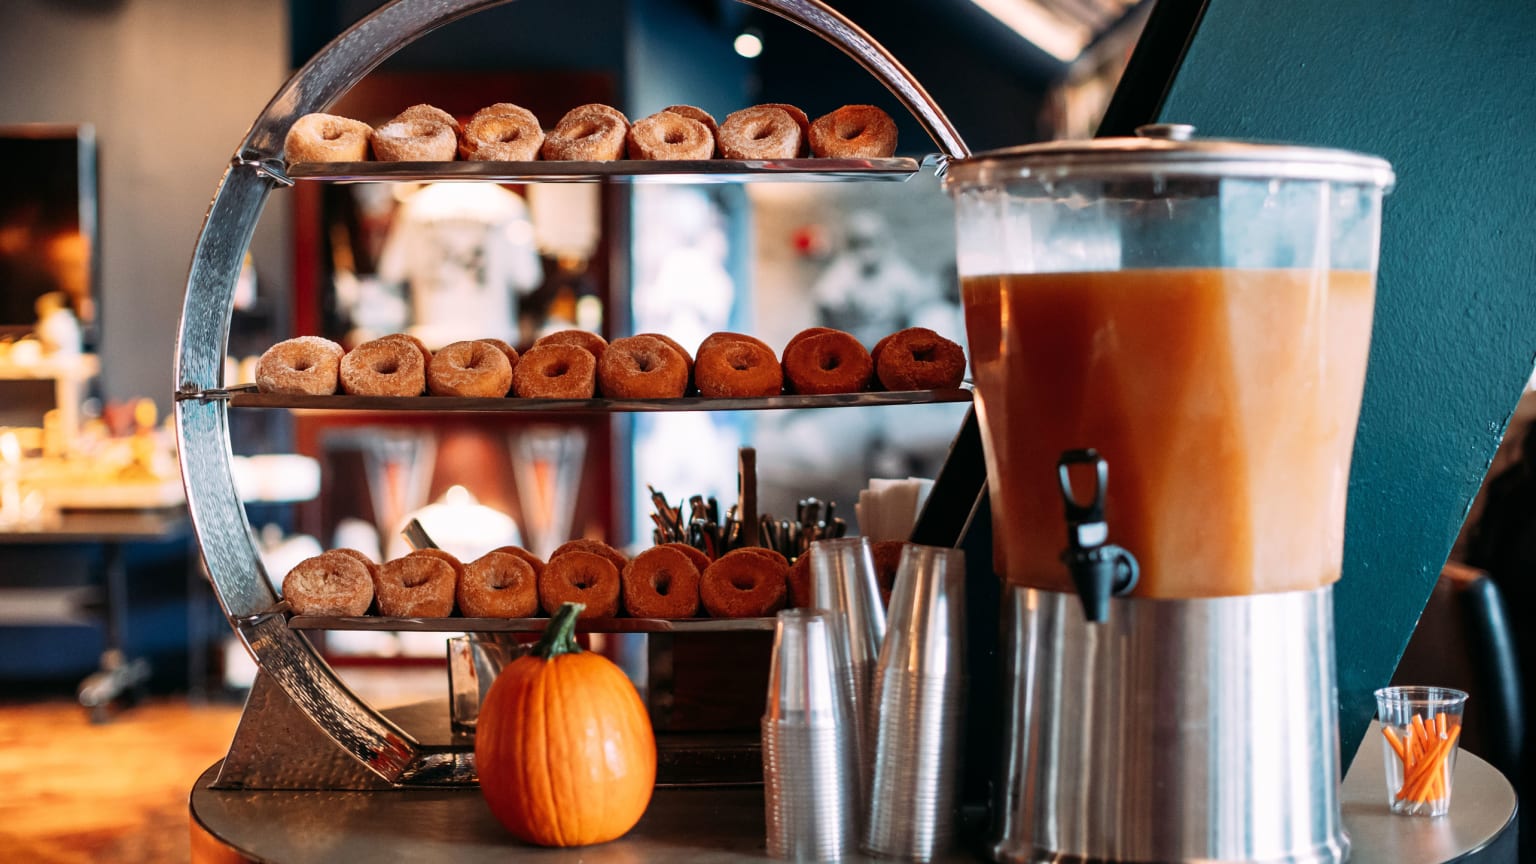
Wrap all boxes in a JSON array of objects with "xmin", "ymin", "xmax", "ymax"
[{"xmin": 1057, "ymin": 449, "xmax": 1139, "ymax": 623}]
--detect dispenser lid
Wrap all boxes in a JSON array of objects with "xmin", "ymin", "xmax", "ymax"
[{"xmin": 944, "ymin": 124, "xmax": 1396, "ymax": 191}]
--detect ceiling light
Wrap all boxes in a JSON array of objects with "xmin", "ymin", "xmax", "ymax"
[
  {"xmin": 965, "ymin": 0, "xmax": 1097, "ymax": 63},
  {"xmin": 734, "ymin": 30, "xmax": 763, "ymax": 59}
]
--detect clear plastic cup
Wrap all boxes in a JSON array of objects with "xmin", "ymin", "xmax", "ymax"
[{"xmin": 1374, "ymin": 685, "xmax": 1468, "ymax": 816}]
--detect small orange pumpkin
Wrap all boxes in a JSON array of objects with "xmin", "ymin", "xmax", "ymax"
[{"xmin": 476, "ymin": 601, "xmax": 656, "ymax": 846}]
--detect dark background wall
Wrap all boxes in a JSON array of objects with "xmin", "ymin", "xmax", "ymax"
[{"xmin": 1159, "ymin": 0, "xmax": 1536, "ymax": 761}]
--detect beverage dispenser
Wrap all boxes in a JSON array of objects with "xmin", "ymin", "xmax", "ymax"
[{"xmin": 944, "ymin": 125, "xmax": 1394, "ymax": 863}]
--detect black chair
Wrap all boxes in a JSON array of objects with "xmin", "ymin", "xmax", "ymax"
[{"xmin": 1389, "ymin": 561, "xmax": 1524, "ymax": 790}]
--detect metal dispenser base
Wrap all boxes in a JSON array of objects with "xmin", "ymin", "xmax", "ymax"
[{"xmin": 993, "ymin": 584, "xmax": 1350, "ymax": 864}]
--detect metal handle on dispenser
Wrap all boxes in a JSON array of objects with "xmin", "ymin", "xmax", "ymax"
[{"xmin": 1057, "ymin": 448, "xmax": 1138, "ymax": 622}]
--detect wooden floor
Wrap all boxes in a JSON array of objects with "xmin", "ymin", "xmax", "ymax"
[{"xmin": 0, "ymin": 697, "xmax": 243, "ymax": 864}]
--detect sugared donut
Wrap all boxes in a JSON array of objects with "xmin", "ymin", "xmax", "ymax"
[
  {"xmin": 541, "ymin": 104, "xmax": 629, "ymax": 161},
  {"xmin": 661, "ymin": 105, "xmax": 720, "ymax": 155},
  {"xmin": 370, "ymin": 118, "xmax": 458, "ymax": 162},
  {"xmin": 695, "ymin": 336, "xmax": 783, "ymax": 398},
  {"xmin": 461, "ymin": 103, "xmax": 544, "ymax": 162},
  {"xmin": 534, "ymin": 329, "xmax": 608, "ymax": 366},
  {"xmin": 809, "ymin": 105, "xmax": 899, "ymax": 159},
  {"xmin": 622, "ymin": 546, "xmax": 701, "ymax": 618},
  {"xmin": 869, "ymin": 540, "xmax": 905, "ymax": 608},
  {"xmin": 459, "ymin": 550, "xmax": 539, "ymax": 618},
  {"xmin": 512, "ymin": 344, "xmax": 596, "ymax": 399},
  {"xmin": 479, "ymin": 338, "xmax": 520, "ymax": 375},
  {"xmin": 661, "ymin": 542, "xmax": 713, "ymax": 572},
  {"xmin": 393, "ymin": 104, "xmax": 462, "ymax": 136},
  {"xmin": 718, "ymin": 106, "xmax": 804, "ymax": 160},
  {"xmin": 700, "ymin": 548, "xmax": 788, "ymax": 618},
  {"xmin": 761, "ymin": 103, "xmax": 811, "ymax": 155},
  {"xmin": 782, "ymin": 328, "xmax": 873, "ymax": 395},
  {"xmin": 551, "ymin": 538, "xmax": 629, "ymax": 573},
  {"xmin": 428, "ymin": 340, "xmax": 513, "ymax": 397},
  {"xmin": 539, "ymin": 550, "xmax": 621, "ymax": 618},
  {"xmin": 374, "ymin": 550, "xmax": 458, "ymax": 617},
  {"xmin": 627, "ymin": 111, "xmax": 714, "ymax": 160},
  {"xmin": 638, "ymin": 333, "xmax": 694, "ymax": 386},
  {"xmin": 257, "ymin": 336, "xmax": 344, "ymax": 395},
  {"xmin": 283, "ymin": 550, "xmax": 374, "ymax": 617},
  {"xmin": 698, "ymin": 331, "xmax": 773, "ymax": 357},
  {"xmin": 874, "ymin": 327, "xmax": 966, "ymax": 391},
  {"xmin": 382, "ymin": 332, "xmax": 433, "ymax": 367},
  {"xmin": 599, "ymin": 334, "xmax": 689, "ymax": 398},
  {"xmin": 285, "ymin": 113, "xmax": 372, "ymax": 163},
  {"xmin": 340, "ymin": 335, "xmax": 426, "ymax": 397}
]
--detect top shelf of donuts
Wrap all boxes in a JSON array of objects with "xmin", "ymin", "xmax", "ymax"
[{"xmin": 281, "ymin": 103, "xmax": 926, "ymax": 185}]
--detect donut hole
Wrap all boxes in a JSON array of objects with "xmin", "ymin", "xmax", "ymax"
[
  {"xmin": 663, "ymin": 128, "xmax": 687, "ymax": 145},
  {"xmin": 401, "ymin": 567, "xmax": 432, "ymax": 588},
  {"xmin": 321, "ymin": 126, "xmax": 344, "ymax": 141},
  {"xmin": 292, "ymin": 359, "xmax": 314, "ymax": 372},
  {"xmin": 371, "ymin": 358, "xmax": 400, "ymax": 375},
  {"xmin": 569, "ymin": 571, "xmax": 597, "ymax": 590},
  {"xmin": 570, "ymin": 120, "xmax": 602, "ymax": 140},
  {"xmin": 730, "ymin": 573, "xmax": 759, "ymax": 591},
  {"xmin": 650, "ymin": 570, "xmax": 673, "ymax": 596},
  {"xmin": 819, "ymin": 354, "xmax": 842, "ymax": 372},
  {"xmin": 544, "ymin": 362, "xmax": 570, "ymax": 378},
  {"xmin": 634, "ymin": 353, "xmax": 656, "ymax": 373},
  {"xmin": 839, "ymin": 123, "xmax": 867, "ymax": 141},
  {"xmin": 495, "ymin": 128, "xmax": 524, "ymax": 144}
]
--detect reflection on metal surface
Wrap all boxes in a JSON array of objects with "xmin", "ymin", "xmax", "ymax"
[
  {"xmin": 287, "ymin": 158, "xmax": 923, "ymax": 184},
  {"xmin": 993, "ymin": 585, "xmax": 1350, "ymax": 864},
  {"xmin": 287, "ymin": 614, "xmax": 777, "ymax": 633}
]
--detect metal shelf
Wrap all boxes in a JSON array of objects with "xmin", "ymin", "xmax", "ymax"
[
  {"xmin": 285, "ymin": 156, "xmax": 924, "ymax": 184},
  {"xmin": 284, "ymin": 614, "xmax": 776, "ymax": 633},
  {"xmin": 188, "ymin": 385, "xmax": 973, "ymax": 413}
]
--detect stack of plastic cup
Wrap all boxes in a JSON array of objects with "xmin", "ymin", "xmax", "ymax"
[
  {"xmin": 864, "ymin": 543, "xmax": 966, "ymax": 862},
  {"xmin": 808, "ymin": 536, "xmax": 887, "ymax": 807},
  {"xmin": 762, "ymin": 609, "xmax": 863, "ymax": 860}
]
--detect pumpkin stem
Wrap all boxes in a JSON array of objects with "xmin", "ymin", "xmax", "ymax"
[{"xmin": 533, "ymin": 602, "xmax": 586, "ymax": 659}]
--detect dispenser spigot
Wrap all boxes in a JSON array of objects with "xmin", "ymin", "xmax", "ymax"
[{"xmin": 1057, "ymin": 449, "xmax": 1139, "ymax": 622}]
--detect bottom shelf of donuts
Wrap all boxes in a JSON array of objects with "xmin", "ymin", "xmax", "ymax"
[{"xmin": 284, "ymin": 613, "xmax": 775, "ymax": 633}]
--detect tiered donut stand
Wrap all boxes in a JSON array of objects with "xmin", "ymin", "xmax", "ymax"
[{"xmin": 175, "ymin": 0, "xmax": 980, "ymax": 794}]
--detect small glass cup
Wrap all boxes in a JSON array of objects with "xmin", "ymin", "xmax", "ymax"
[
  {"xmin": 447, "ymin": 634, "xmax": 527, "ymax": 732},
  {"xmin": 1374, "ymin": 685, "xmax": 1469, "ymax": 817}
]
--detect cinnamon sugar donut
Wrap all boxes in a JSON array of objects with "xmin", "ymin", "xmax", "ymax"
[
  {"xmin": 695, "ymin": 337, "xmax": 783, "ymax": 398},
  {"xmin": 340, "ymin": 335, "xmax": 426, "ymax": 397},
  {"xmin": 534, "ymin": 329, "xmax": 608, "ymax": 366},
  {"xmin": 375, "ymin": 550, "xmax": 458, "ymax": 617},
  {"xmin": 370, "ymin": 118, "xmax": 458, "ymax": 162},
  {"xmin": 541, "ymin": 104, "xmax": 629, "ymax": 161},
  {"xmin": 282, "ymin": 551, "xmax": 374, "ymax": 617},
  {"xmin": 511, "ymin": 344, "xmax": 597, "ymax": 399},
  {"xmin": 662, "ymin": 105, "xmax": 720, "ymax": 155},
  {"xmin": 869, "ymin": 540, "xmax": 905, "ymax": 607},
  {"xmin": 599, "ymin": 334, "xmax": 689, "ymax": 398},
  {"xmin": 627, "ymin": 111, "xmax": 714, "ymax": 160},
  {"xmin": 718, "ymin": 105, "xmax": 803, "ymax": 160},
  {"xmin": 490, "ymin": 545, "xmax": 546, "ymax": 580},
  {"xmin": 809, "ymin": 105, "xmax": 898, "ymax": 159},
  {"xmin": 479, "ymin": 338, "xmax": 520, "ymax": 375},
  {"xmin": 459, "ymin": 550, "xmax": 539, "ymax": 618},
  {"xmin": 782, "ymin": 328, "xmax": 873, "ymax": 395},
  {"xmin": 638, "ymin": 333, "xmax": 694, "ymax": 386},
  {"xmin": 698, "ymin": 331, "xmax": 773, "ymax": 357},
  {"xmin": 875, "ymin": 327, "xmax": 966, "ymax": 391},
  {"xmin": 762, "ymin": 104, "xmax": 811, "ymax": 155},
  {"xmin": 700, "ymin": 548, "xmax": 788, "ymax": 618},
  {"xmin": 661, "ymin": 542, "xmax": 713, "ymax": 572},
  {"xmin": 257, "ymin": 336, "xmax": 344, "ymax": 395},
  {"xmin": 428, "ymin": 340, "xmax": 513, "ymax": 397},
  {"xmin": 539, "ymin": 550, "xmax": 621, "ymax": 618},
  {"xmin": 622, "ymin": 545, "xmax": 702, "ymax": 618},
  {"xmin": 461, "ymin": 103, "xmax": 545, "ymax": 161},
  {"xmin": 285, "ymin": 113, "xmax": 373, "ymax": 163},
  {"xmin": 551, "ymin": 538, "xmax": 628, "ymax": 573},
  {"xmin": 393, "ymin": 104, "xmax": 462, "ymax": 136}
]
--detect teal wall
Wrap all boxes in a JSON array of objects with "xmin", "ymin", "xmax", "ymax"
[{"xmin": 1160, "ymin": 0, "xmax": 1536, "ymax": 760}]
